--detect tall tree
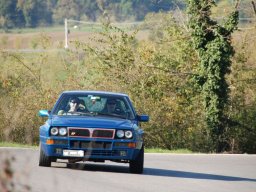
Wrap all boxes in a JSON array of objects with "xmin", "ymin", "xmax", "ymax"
[
  {"xmin": 18, "ymin": 0, "xmax": 52, "ymax": 27},
  {"xmin": 79, "ymin": 0, "xmax": 100, "ymax": 21},
  {"xmin": 53, "ymin": 0, "xmax": 81, "ymax": 24},
  {"xmin": 0, "ymin": 0, "xmax": 25, "ymax": 30},
  {"xmin": 187, "ymin": 0, "xmax": 239, "ymax": 152}
]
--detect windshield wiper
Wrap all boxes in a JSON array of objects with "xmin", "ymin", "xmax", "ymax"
[{"xmin": 66, "ymin": 111, "xmax": 93, "ymax": 116}]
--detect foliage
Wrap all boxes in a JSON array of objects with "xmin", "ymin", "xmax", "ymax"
[
  {"xmin": 0, "ymin": 9, "xmax": 256, "ymax": 153},
  {"xmin": 74, "ymin": 12, "xmax": 215, "ymax": 152},
  {"xmin": 18, "ymin": 0, "xmax": 52, "ymax": 27},
  {"xmin": 0, "ymin": 50, "xmax": 49, "ymax": 144},
  {"xmin": 0, "ymin": 0, "xmax": 184, "ymax": 29},
  {"xmin": 53, "ymin": 0, "xmax": 82, "ymax": 24},
  {"xmin": 212, "ymin": 0, "xmax": 254, "ymax": 19},
  {"xmin": 1, "ymin": 0, "xmax": 254, "ymax": 30},
  {"xmin": 0, "ymin": 0, "xmax": 25, "ymax": 31},
  {"xmin": 187, "ymin": 0, "xmax": 239, "ymax": 152},
  {"xmin": 226, "ymin": 28, "xmax": 256, "ymax": 153}
]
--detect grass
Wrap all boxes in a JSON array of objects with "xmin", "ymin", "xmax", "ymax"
[
  {"xmin": 0, "ymin": 23, "xmax": 145, "ymax": 49},
  {"xmin": 0, "ymin": 142, "xmax": 38, "ymax": 148},
  {"xmin": 145, "ymin": 148, "xmax": 193, "ymax": 153},
  {"xmin": 0, "ymin": 22, "xmax": 141, "ymax": 34},
  {"xmin": 0, "ymin": 26, "xmax": 64, "ymax": 34}
]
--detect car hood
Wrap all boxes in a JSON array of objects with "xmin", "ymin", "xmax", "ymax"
[{"xmin": 49, "ymin": 116, "xmax": 136, "ymax": 129}]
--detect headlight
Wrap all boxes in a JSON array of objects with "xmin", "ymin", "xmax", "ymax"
[
  {"xmin": 59, "ymin": 127, "xmax": 67, "ymax": 136},
  {"xmin": 125, "ymin": 131, "xmax": 133, "ymax": 139},
  {"xmin": 116, "ymin": 130, "xmax": 124, "ymax": 138},
  {"xmin": 50, "ymin": 127, "xmax": 58, "ymax": 136}
]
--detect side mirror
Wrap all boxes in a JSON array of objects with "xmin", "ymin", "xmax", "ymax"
[
  {"xmin": 38, "ymin": 110, "xmax": 49, "ymax": 117},
  {"xmin": 137, "ymin": 115, "xmax": 149, "ymax": 122}
]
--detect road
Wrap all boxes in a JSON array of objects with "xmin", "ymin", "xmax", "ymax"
[{"xmin": 0, "ymin": 148, "xmax": 256, "ymax": 192}]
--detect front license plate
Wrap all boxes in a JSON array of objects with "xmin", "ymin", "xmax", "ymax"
[{"xmin": 63, "ymin": 150, "xmax": 84, "ymax": 157}]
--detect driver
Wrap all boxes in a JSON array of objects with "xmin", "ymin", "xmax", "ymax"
[
  {"xmin": 58, "ymin": 97, "xmax": 85, "ymax": 115},
  {"xmin": 68, "ymin": 97, "xmax": 80, "ymax": 113},
  {"xmin": 106, "ymin": 99, "xmax": 117, "ymax": 113},
  {"xmin": 103, "ymin": 99, "xmax": 124, "ymax": 116}
]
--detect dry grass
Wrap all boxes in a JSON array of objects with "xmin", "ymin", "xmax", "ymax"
[{"xmin": 0, "ymin": 23, "xmax": 149, "ymax": 50}]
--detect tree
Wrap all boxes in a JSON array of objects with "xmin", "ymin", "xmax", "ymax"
[
  {"xmin": 0, "ymin": 0, "xmax": 25, "ymax": 30},
  {"xmin": 18, "ymin": 0, "xmax": 52, "ymax": 27},
  {"xmin": 187, "ymin": 0, "xmax": 239, "ymax": 152},
  {"xmin": 79, "ymin": 0, "xmax": 101, "ymax": 21},
  {"xmin": 53, "ymin": 0, "xmax": 81, "ymax": 24}
]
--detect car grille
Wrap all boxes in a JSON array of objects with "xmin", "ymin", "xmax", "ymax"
[
  {"xmin": 69, "ymin": 128, "xmax": 90, "ymax": 137},
  {"xmin": 68, "ymin": 128, "xmax": 115, "ymax": 139},
  {"xmin": 70, "ymin": 141, "xmax": 112, "ymax": 149},
  {"xmin": 92, "ymin": 129, "xmax": 114, "ymax": 138}
]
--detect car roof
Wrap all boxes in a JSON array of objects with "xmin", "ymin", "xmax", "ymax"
[{"xmin": 61, "ymin": 90, "xmax": 129, "ymax": 97}]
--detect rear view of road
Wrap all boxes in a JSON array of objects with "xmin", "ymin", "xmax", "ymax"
[{"xmin": 0, "ymin": 148, "xmax": 256, "ymax": 192}]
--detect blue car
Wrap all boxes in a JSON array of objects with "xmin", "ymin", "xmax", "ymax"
[{"xmin": 38, "ymin": 91, "xmax": 149, "ymax": 173}]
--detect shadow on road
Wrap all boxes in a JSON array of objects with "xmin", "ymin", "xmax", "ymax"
[
  {"xmin": 143, "ymin": 168, "xmax": 256, "ymax": 182},
  {"xmin": 66, "ymin": 163, "xmax": 129, "ymax": 173},
  {"xmin": 54, "ymin": 162, "xmax": 256, "ymax": 182}
]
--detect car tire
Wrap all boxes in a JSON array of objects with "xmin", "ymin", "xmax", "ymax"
[
  {"xmin": 39, "ymin": 142, "xmax": 52, "ymax": 167},
  {"xmin": 129, "ymin": 145, "xmax": 144, "ymax": 174}
]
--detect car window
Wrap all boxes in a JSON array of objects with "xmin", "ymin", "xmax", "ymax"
[{"xmin": 52, "ymin": 94, "xmax": 135, "ymax": 119}]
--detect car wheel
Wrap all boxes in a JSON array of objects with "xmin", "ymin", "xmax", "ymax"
[
  {"xmin": 39, "ymin": 142, "xmax": 52, "ymax": 167},
  {"xmin": 129, "ymin": 145, "xmax": 144, "ymax": 174}
]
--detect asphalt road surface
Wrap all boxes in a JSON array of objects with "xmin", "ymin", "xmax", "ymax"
[{"xmin": 0, "ymin": 148, "xmax": 256, "ymax": 192}]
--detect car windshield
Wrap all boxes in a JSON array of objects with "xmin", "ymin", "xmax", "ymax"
[{"xmin": 52, "ymin": 93, "xmax": 135, "ymax": 120}]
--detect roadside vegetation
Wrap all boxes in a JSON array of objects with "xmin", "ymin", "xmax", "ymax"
[
  {"xmin": 0, "ymin": 1, "xmax": 256, "ymax": 153},
  {"xmin": 0, "ymin": 142, "xmax": 37, "ymax": 148},
  {"xmin": 145, "ymin": 148, "xmax": 193, "ymax": 154}
]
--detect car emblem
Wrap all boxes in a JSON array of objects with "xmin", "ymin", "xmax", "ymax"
[{"xmin": 71, "ymin": 132, "xmax": 76, "ymax": 136}]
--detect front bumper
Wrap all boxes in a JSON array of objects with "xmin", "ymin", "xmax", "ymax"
[{"xmin": 40, "ymin": 137, "xmax": 142, "ymax": 161}]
